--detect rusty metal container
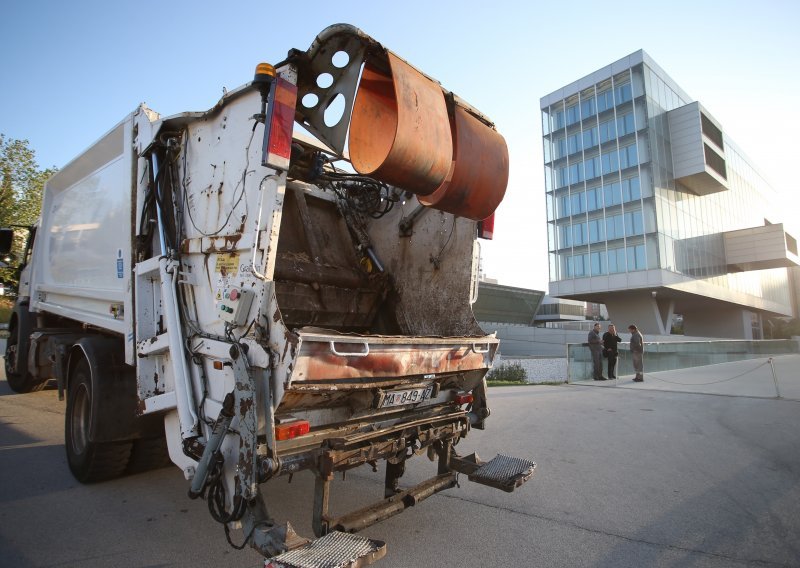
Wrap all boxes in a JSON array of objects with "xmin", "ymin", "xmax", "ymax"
[
  {"xmin": 419, "ymin": 105, "xmax": 509, "ymax": 220},
  {"xmin": 349, "ymin": 52, "xmax": 452, "ymax": 196}
]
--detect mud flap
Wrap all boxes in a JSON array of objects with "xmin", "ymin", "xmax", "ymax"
[{"xmin": 266, "ymin": 531, "xmax": 386, "ymax": 568}]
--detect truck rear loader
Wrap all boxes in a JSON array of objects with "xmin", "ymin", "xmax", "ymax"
[{"xmin": 2, "ymin": 24, "xmax": 535, "ymax": 567}]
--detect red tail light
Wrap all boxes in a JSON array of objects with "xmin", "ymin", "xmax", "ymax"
[
  {"xmin": 454, "ymin": 392, "xmax": 474, "ymax": 405},
  {"xmin": 262, "ymin": 77, "xmax": 298, "ymax": 171},
  {"xmin": 478, "ymin": 213, "xmax": 495, "ymax": 240},
  {"xmin": 274, "ymin": 419, "xmax": 310, "ymax": 441}
]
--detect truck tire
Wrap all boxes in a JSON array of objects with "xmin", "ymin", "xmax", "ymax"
[
  {"xmin": 126, "ymin": 436, "xmax": 171, "ymax": 474},
  {"xmin": 65, "ymin": 357, "xmax": 132, "ymax": 483},
  {"xmin": 4, "ymin": 308, "xmax": 47, "ymax": 393}
]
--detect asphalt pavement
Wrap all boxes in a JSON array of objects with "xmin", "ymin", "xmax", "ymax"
[{"xmin": 1, "ymin": 355, "xmax": 799, "ymax": 567}]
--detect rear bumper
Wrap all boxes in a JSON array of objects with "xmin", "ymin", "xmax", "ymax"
[{"xmin": 265, "ymin": 408, "xmax": 470, "ymax": 480}]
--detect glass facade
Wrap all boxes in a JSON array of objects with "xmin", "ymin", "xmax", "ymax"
[
  {"xmin": 541, "ymin": 52, "xmax": 792, "ymax": 312},
  {"xmin": 543, "ymin": 67, "xmax": 655, "ymax": 282}
]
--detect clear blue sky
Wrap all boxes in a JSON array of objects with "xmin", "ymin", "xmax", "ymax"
[{"xmin": 2, "ymin": 0, "xmax": 798, "ymax": 290}]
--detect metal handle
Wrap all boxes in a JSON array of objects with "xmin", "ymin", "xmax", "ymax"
[
  {"xmin": 469, "ymin": 240, "xmax": 481, "ymax": 305},
  {"xmin": 330, "ymin": 341, "xmax": 370, "ymax": 357},
  {"xmin": 472, "ymin": 343, "xmax": 490, "ymax": 354},
  {"xmin": 251, "ymin": 175, "xmax": 280, "ymax": 281}
]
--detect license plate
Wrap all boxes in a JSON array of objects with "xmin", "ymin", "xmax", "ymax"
[{"xmin": 380, "ymin": 385, "xmax": 433, "ymax": 408}]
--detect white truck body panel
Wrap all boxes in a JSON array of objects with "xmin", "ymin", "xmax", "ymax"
[{"xmin": 29, "ymin": 119, "xmax": 135, "ymax": 350}]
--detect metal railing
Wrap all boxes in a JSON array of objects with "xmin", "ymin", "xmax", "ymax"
[{"xmin": 567, "ymin": 339, "xmax": 800, "ymax": 382}]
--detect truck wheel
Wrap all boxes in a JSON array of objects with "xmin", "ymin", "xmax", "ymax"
[
  {"xmin": 65, "ymin": 358, "xmax": 132, "ymax": 483},
  {"xmin": 4, "ymin": 313, "xmax": 47, "ymax": 393},
  {"xmin": 126, "ymin": 436, "xmax": 171, "ymax": 474}
]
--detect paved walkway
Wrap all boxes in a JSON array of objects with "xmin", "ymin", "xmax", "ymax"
[{"xmin": 572, "ymin": 353, "xmax": 800, "ymax": 400}]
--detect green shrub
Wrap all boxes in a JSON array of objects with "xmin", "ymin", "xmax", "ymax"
[{"xmin": 486, "ymin": 362, "xmax": 527, "ymax": 383}]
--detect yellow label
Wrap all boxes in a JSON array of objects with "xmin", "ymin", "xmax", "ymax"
[{"xmin": 215, "ymin": 253, "xmax": 240, "ymax": 277}]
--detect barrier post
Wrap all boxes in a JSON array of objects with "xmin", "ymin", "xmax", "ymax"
[{"xmin": 768, "ymin": 357, "xmax": 782, "ymax": 399}]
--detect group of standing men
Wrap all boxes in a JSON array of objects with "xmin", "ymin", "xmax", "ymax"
[{"xmin": 588, "ymin": 322, "xmax": 644, "ymax": 382}]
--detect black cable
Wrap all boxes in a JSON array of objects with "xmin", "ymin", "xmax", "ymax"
[
  {"xmin": 314, "ymin": 154, "xmax": 399, "ymax": 219},
  {"xmin": 206, "ymin": 452, "xmax": 247, "ymax": 525},
  {"xmin": 430, "ymin": 217, "xmax": 457, "ymax": 268},
  {"xmin": 326, "ymin": 175, "xmax": 398, "ymax": 219}
]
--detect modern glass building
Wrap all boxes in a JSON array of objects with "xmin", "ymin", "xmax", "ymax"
[{"xmin": 541, "ymin": 50, "xmax": 798, "ymax": 339}]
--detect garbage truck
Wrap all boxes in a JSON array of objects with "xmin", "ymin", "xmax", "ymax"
[{"xmin": 1, "ymin": 24, "xmax": 535, "ymax": 566}]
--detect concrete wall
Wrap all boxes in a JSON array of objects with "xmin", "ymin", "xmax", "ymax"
[
  {"xmin": 493, "ymin": 356, "xmax": 568, "ymax": 384},
  {"xmin": 667, "ymin": 103, "xmax": 705, "ymax": 180},
  {"xmin": 723, "ymin": 224, "xmax": 799, "ymax": 272},
  {"xmin": 604, "ymin": 292, "xmax": 674, "ymax": 336},
  {"xmin": 682, "ymin": 307, "xmax": 755, "ymax": 339}
]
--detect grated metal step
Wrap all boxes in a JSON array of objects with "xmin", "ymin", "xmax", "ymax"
[
  {"xmin": 467, "ymin": 454, "xmax": 537, "ymax": 493},
  {"xmin": 265, "ymin": 531, "xmax": 386, "ymax": 568}
]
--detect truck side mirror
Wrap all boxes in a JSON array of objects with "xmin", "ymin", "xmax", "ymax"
[{"xmin": 0, "ymin": 228, "xmax": 13, "ymax": 255}]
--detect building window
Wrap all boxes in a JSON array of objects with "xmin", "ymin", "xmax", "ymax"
[
  {"xmin": 573, "ymin": 253, "xmax": 587, "ymax": 277},
  {"xmin": 565, "ymin": 254, "xmax": 588, "ymax": 277},
  {"xmin": 599, "ymin": 118, "xmax": 616, "ymax": 144},
  {"xmin": 569, "ymin": 162, "xmax": 584, "ymax": 185},
  {"xmin": 615, "ymin": 82, "xmax": 632, "ymax": 104},
  {"xmin": 588, "ymin": 219, "xmax": 605, "ymax": 243},
  {"xmin": 704, "ymin": 143, "xmax": 727, "ymax": 179},
  {"xmin": 573, "ymin": 223, "xmax": 587, "ymax": 246},
  {"xmin": 621, "ymin": 177, "xmax": 641, "ymax": 201},
  {"xmin": 566, "ymin": 104, "xmax": 580, "ymax": 126},
  {"xmin": 701, "ymin": 112, "xmax": 723, "ymax": 149},
  {"xmin": 620, "ymin": 143, "xmax": 638, "ymax": 169},
  {"xmin": 626, "ymin": 244, "xmax": 646, "ymax": 271},
  {"xmin": 558, "ymin": 225, "xmax": 571, "ymax": 248},
  {"xmin": 624, "ymin": 211, "xmax": 644, "ymax": 236},
  {"xmin": 568, "ymin": 133, "xmax": 582, "ymax": 155},
  {"xmin": 606, "ymin": 214, "xmax": 625, "ymax": 240},
  {"xmin": 597, "ymin": 89, "xmax": 614, "ymax": 113},
  {"xmin": 602, "ymin": 150, "xmax": 619, "ymax": 175},
  {"xmin": 563, "ymin": 224, "xmax": 573, "ymax": 248},
  {"xmin": 584, "ymin": 156, "xmax": 600, "ymax": 180},
  {"xmin": 608, "ymin": 247, "xmax": 626, "ymax": 273},
  {"xmin": 590, "ymin": 251, "xmax": 606, "ymax": 275},
  {"xmin": 555, "ymin": 137, "xmax": 567, "ymax": 159},
  {"xmin": 582, "ymin": 126, "xmax": 599, "ymax": 150},
  {"xmin": 616, "ymin": 112, "xmax": 635, "ymax": 137},
  {"xmin": 570, "ymin": 191, "xmax": 586, "ymax": 215},
  {"xmin": 604, "ymin": 181, "xmax": 622, "ymax": 207},
  {"xmin": 553, "ymin": 110, "xmax": 565, "ymax": 130},
  {"xmin": 558, "ymin": 166, "xmax": 568, "ymax": 188},
  {"xmin": 557, "ymin": 194, "xmax": 570, "ymax": 218},
  {"xmin": 581, "ymin": 96, "xmax": 596, "ymax": 119},
  {"xmin": 586, "ymin": 186, "xmax": 602, "ymax": 211}
]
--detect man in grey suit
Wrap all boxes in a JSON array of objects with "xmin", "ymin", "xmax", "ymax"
[
  {"xmin": 588, "ymin": 322, "xmax": 605, "ymax": 381},
  {"xmin": 628, "ymin": 324, "xmax": 644, "ymax": 382}
]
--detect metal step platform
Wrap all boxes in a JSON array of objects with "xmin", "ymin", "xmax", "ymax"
[
  {"xmin": 449, "ymin": 453, "xmax": 536, "ymax": 493},
  {"xmin": 266, "ymin": 531, "xmax": 386, "ymax": 568}
]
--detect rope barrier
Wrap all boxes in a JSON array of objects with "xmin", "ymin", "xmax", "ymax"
[{"xmin": 644, "ymin": 359, "xmax": 771, "ymax": 387}]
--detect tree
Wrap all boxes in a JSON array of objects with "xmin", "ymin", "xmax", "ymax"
[
  {"xmin": 766, "ymin": 317, "xmax": 800, "ymax": 339},
  {"xmin": 1, "ymin": 135, "xmax": 56, "ymax": 226},
  {"xmin": 0, "ymin": 135, "xmax": 57, "ymax": 294}
]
